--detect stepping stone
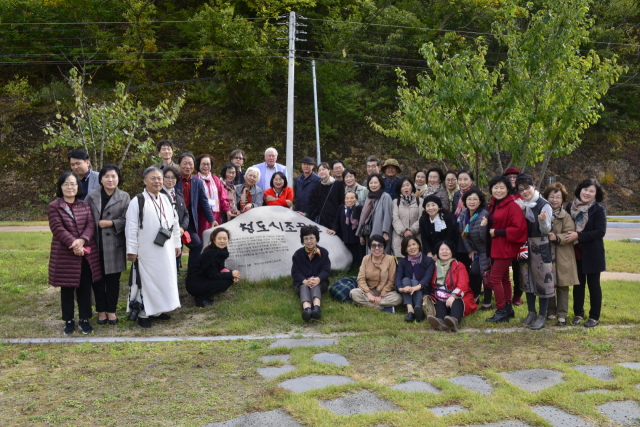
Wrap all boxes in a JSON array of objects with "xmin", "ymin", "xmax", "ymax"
[
  {"xmin": 257, "ymin": 365, "xmax": 296, "ymax": 380},
  {"xmin": 500, "ymin": 369, "xmax": 564, "ymax": 392},
  {"xmin": 278, "ymin": 375, "xmax": 354, "ymax": 393},
  {"xmin": 204, "ymin": 409, "xmax": 304, "ymax": 426},
  {"xmin": 429, "ymin": 404, "xmax": 468, "ymax": 417},
  {"xmin": 312, "ymin": 353, "xmax": 349, "ymax": 366},
  {"xmin": 319, "ymin": 390, "xmax": 399, "ymax": 415},
  {"xmin": 598, "ymin": 401, "xmax": 640, "ymax": 425},
  {"xmin": 270, "ymin": 338, "xmax": 337, "ymax": 349},
  {"xmin": 390, "ymin": 381, "xmax": 441, "ymax": 394},
  {"xmin": 531, "ymin": 406, "xmax": 592, "ymax": 427},
  {"xmin": 261, "ymin": 355, "xmax": 290, "ymax": 363},
  {"xmin": 580, "ymin": 389, "xmax": 610, "ymax": 394},
  {"xmin": 572, "ymin": 365, "xmax": 614, "ymax": 381},
  {"xmin": 619, "ymin": 362, "xmax": 640, "ymax": 370},
  {"xmin": 452, "ymin": 423, "xmax": 532, "ymax": 427},
  {"xmin": 637, "ymin": 384, "xmax": 640, "ymax": 390},
  {"xmin": 447, "ymin": 375, "xmax": 494, "ymax": 395}
]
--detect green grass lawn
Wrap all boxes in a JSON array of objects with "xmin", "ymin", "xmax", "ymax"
[
  {"xmin": 1, "ymin": 327, "xmax": 639, "ymax": 426},
  {"xmin": 1, "ymin": 232, "xmax": 639, "ymax": 338},
  {"xmin": 0, "ymin": 221, "xmax": 49, "ymax": 226}
]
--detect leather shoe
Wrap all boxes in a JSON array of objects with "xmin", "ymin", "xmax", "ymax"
[
  {"xmin": 529, "ymin": 314, "xmax": 546, "ymax": 330},
  {"xmin": 427, "ymin": 315, "xmax": 449, "ymax": 332},
  {"xmin": 138, "ymin": 318, "xmax": 151, "ymax": 328},
  {"xmin": 108, "ymin": 318, "xmax": 118, "ymax": 326},
  {"xmin": 150, "ymin": 313, "xmax": 171, "ymax": 321},
  {"xmin": 486, "ymin": 308, "xmax": 510, "ymax": 323},
  {"xmin": 414, "ymin": 306, "xmax": 423, "ymax": 322},
  {"xmin": 572, "ymin": 316, "xmax": 583, "ymax": 325},
  {"xmin": 195, "ymin": 297, "xmax": 213, "ymax": 308},
  {"xmin": 97, "ymin": 318, "xmax": 108, "ymax": 325},
  {"xmin": 311, "ymin": 305, "xmax": 322, "ymax": 320},
  {"xmin": 584, "ymin": 318, "xmax": 599, "ymax": 328},
  {"xmin": 522, "ymin": 311, "xmax": 537, "ymax": 326},
  {"xmin": 480, "ymin": 304, "xmax": 494, "ymax": 311},
  {"xmin": 444, "ymin": 316, "xmax": 459, "ymax": 333},
  {"xmin": 404, "ymin": 312, "xmax": 415, "ymax": 322},
  {"xmin": 556, "ymin": 320, "xmax": 567, "ymax": 327},
  {"xmin": 302, "ymin": 308, "xmax": 312, "ymax": 321},
  {"xmin": 505, "ymin": 302, "xmax": 515, "ymax": 318}
]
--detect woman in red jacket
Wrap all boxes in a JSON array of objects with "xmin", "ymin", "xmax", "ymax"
[
  {"xmin": 482, "ymin": 175, "xmax": 528, "ymax": 323},
  {"xmin": 48, "ymin": 172, "xmax": 102, "ymax": 335},
  {"xmin": 426, "ymin": 240, "xmax": 477, "ymax": 332},
  {"xmin": 264, "ymin": 172, "xmax": 294, "ymax": 208}
]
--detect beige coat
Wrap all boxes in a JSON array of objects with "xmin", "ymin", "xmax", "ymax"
[
  {"xmin": 551, "ymin": 209, "xmax": 579, "ymax": 287},
  {"xmin": 391, "ymin": 197, "xmax": 422, "ymax": 257},
  {"xmin": 357, "ymin": 254, "xmax": 397, "ymax": 296}
]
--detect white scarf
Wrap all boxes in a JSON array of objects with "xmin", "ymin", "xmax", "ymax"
[
  {"xmin": 522, "ymin": 190, "xmax": 540, "ymax": 223},
  {"xmin": 320, "ymin": 176, "xmax": 336, "ymax": 186},
  {"xmin": 430, "ymin": 214, "xmax": 447, "ymax": 232}
]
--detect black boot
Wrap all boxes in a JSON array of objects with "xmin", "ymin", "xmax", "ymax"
[
  {"xmin": 486, "ymin": 308, "xmax": 510, "ymax": 323},
  {"xmin": 505, "ymin": 302, "xmax": 515, "ymax": 318}
]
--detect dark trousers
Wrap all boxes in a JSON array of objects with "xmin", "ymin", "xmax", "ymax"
[
  {"xmin": 92, "ymin": 271, "xmax": 121, "ymax": 313},
  {"xmin": 525, "ymin": 292, "xmax": 550, "ymax": 315},
  {"xmin": 296, "ymin": 279, "xmax": 329, "ymax": 304},
  {"xmin": 573, "ymin": 260, "xmax": 602, "ymax": 321},
  {"xmin": 489, "ymin": 258, "xmax": 513, "ymax": 309},
  {"xmin": 512, "ymin": 259, "xmax": 523, "ymax": 297},
  {"xmin": 469, "ymin": 258, "xmax": 482, "ymax": 300},
  {"xmin": 346, "ymin": 242, "xmax": 364, "ymax": 270},
  {"xmin": 185, "ymin": 222, "xmax": 203, "ymax": 270},
  {"xmin": 398, "ymin": 277, "xmax": 423, "ymax": 307},
  {"xmin": 435, "ymin": 299, "xmax": 464, "ymax": 322},
  {"xmin": 193, "ymin": 279, "xmax": 235, "ymax": 302},
  {"xmin": 61, "ymin": 262, "xmax": 93, "ymax": 321}
]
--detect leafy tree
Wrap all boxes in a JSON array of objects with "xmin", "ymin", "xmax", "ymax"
[{"xmin": 43, "ymin": 68, "xmax": 185, "ymax": 169}]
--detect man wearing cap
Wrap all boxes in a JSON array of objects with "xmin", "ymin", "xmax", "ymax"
[
  {"xmin": 503, "ymin": 166, "xmax": 524, "ymax": 306},
  {"xmin": 381, "ymin": 159, "xmax": 402, "ymax": 200},
  {"xmin": 294, "ymin": 157, "xmax": 321, "ymax": 217}
]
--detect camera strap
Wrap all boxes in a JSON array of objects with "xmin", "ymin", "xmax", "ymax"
[{"xmin": 146, "ymin": 190, "xmax": 169, "ymax": 229}]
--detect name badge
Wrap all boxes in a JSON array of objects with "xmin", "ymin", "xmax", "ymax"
[{"xmin": 208, "ymin": 199, "xmax": 217, "ymax": 207}]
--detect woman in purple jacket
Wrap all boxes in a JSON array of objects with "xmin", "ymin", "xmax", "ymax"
[{"xmin": 48, "ymin": 172, "xmax": 102, "ymax": 335}]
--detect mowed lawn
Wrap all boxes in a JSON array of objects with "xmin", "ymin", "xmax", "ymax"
[{"xmin": 0, "ymin": 232, "xmax": 639, "ymax": 338}]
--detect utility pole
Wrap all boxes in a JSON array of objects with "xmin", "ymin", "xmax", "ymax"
[
  {"xmin": 278, "ymin": 12, "xmax": 306, "ymax": 180},
  {"xmin": 311, "ymin": 60, "xmax": 321, "ymax": 165},
  {"xmin": 285, "ymin": 11, "xmax": 296, "ymax": 180}
]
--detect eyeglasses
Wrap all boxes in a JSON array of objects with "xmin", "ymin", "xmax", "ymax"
[
  {"xmin": 518, "ymin": 186, "xmax": 532, "ymax": 193},
  {"xmin": 445, "ymin": 178, "xmax": 457, "ymax": 182},
  {"xmin": 370, "ymin": 243, "xmax": 384, "ymax": 249},
  {"xmin": 303, "ymin": 236, "xmax": 316, "ymax": 242},
  {"xmin": 233, "ymin": 156, "xmax": 244, "ymax": 161},
  {"xmin": 62, "ymin": 182, "xmax": 78, "ymax": 188},
  {"xmin": 164, "ymin": 176, "xmax": 177, "ymax": 181}
]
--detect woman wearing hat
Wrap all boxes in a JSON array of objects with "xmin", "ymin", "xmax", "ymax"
[
  {"xmin": 419, "ymin": 195, "xmax": 456, "ymax": 261},
  {"xmin": 381, "ymin": 159, "xmax": 402, "ymax": 200}
]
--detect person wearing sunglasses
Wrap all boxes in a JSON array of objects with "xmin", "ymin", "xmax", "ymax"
[
  {"xmin": 350, "ymin": 235, "xmax": 402, "ymax": 312},
  {"xmin": 228, "ymin": 149, "xmax": 246, "ymax": 185}
]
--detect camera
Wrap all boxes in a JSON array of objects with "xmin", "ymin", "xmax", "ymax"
[{"xmin": 129, "ymin": 300, "xmax": 143, "ymax": 321}]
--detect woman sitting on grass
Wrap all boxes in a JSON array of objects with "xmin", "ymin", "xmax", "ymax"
[
  {"xmin": 185, "ymin": 227, "xmax": 241, "ymax": 308},
  {"xmin": 48, "ymin": 172, "xmax": 102, "ymax": 335},
  {"xmin": 394, "ymin": 235, "xmax": 435, "ymax": 322},
  {"xmin": 291, "ymin": 225, "xmax": 332, "ymax": 321},
  {"xmin": 426, "ymin": 240, "xmax": 477, "ymax": 332},
  {"xmin": 350, "ymin": 235, "xmax": 403, "ymax": 312}
]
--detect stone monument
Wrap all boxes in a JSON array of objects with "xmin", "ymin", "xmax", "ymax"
[{"xmin": 201, "ymin": 206, "xmax": 353, "ymax": 281}]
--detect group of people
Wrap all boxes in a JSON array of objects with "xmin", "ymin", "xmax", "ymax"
[{"xmin": 49, "ymin": 143, "xmax": 607, "ymax": 334}]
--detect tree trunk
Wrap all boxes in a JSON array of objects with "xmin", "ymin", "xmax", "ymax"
[{"xmin": 537, "ymin": 148, "xmax": 554, "ymax": 190}]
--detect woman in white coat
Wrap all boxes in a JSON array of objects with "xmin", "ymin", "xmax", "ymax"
[
  {"xmin": 391, "ymin": 177, "xmax": 422, "ymax": 258},
  {"xmin": 125, "ymin": 167, "xmax": 181, "ymax": 328}
]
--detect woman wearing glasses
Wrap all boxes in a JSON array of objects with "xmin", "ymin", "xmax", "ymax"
[
  {"xmin": 350, "ymin": 235, "xmax": 403, "ymax": 312},
  {"xmin": 48, "ymin": 172, "xmax": 102, "ymax": 335},
  {"xmin": 291, "ymin": 225, "xmax": 331, "ymax": 321}
]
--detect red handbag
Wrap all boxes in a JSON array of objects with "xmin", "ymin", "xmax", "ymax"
[
  {"xmin": 482, "ymin": 269, "xmax": 491, "ymax": 290},
  {"xmin": 181, "ymin": 231, "xmax": 191, "ymax": 245}
]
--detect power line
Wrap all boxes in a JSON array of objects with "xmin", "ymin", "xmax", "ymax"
[{"xmin": 0, "ymin": 17, "xmax": 274, "ymax": 26}]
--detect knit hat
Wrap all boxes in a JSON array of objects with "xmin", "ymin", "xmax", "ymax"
[
  {"xmin": 503, "ymin": 167, "xmax": 520, "ymax": 176},
  {"xmin": 381, "ymin": 159, "xmax": 401, "ymax": 174}
]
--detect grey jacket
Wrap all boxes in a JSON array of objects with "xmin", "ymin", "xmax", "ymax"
[
  {"xmin": 357, "ymin": 192, "xmax": 394, "ymax": 254},
  {"xmin": 459, "ymin": 207, "xmax": 489, "ymax": 272},
  {"xmin": 234, "ymin": 184, "xmax": 264, "ymax": 210},
  {"xmin": 85, "ymin": 187, "xmax": 131, "ymax": 275},
  {"xmin": 80, "ymin": 169, "xmax": 101, "ymax": 200}
]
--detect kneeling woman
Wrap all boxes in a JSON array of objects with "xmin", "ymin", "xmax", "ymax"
[
  {"xmin": 291, "ymin": 225, "xmax": 332, "ymax": 321},
  {"xmin": 186, "ymin": 228, "xmax": 241, "ymax": 307},
  {"xmin": 426, "ymin": 241, "xmax": 477, "ymax": 332},
  {"xmin": 395, "ymin": 235, "xmax": 435, "ymax": 322}
]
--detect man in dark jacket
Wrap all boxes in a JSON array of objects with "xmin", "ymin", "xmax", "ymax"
[
  {"xmin": 68, "ymin": 149, "xmax": 100, "ymax": 200},
  {"xmin": 175, "ymin": 152, "xmax": 215, "ymax": 269},
  {"xmin": 294, "ymin": 157, "xmax": 321, "ymax": 217}
]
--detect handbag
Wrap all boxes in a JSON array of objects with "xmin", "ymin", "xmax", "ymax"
[
  {"xmin": 482, "ymin": 258, "xmax": 492, "ymax": 290},
  {"xmin": 361, "ymin": 203, "xmax": 376, "ymax": 237},
  {"xmin": 422, "ymin": 294, "xmax": 436, "ymax": 317}
]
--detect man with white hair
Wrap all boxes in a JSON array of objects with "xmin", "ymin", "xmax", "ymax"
[{"xmin": 252, "ymin": 147, "xmax": 289, "ymax": 192}]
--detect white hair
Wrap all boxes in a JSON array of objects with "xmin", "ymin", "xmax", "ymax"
[
  {"xmin": 264, "ymin": 147, "xmax": 278, "ymax": 157},
  {"xmin": 245, "ymin": 166, "xmax": 261, "ymax": 182}
]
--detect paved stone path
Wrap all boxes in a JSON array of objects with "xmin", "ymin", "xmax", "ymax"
[{"xmin": 210, "ymin": 356, "xmax": 640, "ymax": 426}]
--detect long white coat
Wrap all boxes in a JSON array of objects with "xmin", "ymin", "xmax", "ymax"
[{"xmin": 125, "ymin": 191, "xmax": 181, "ymax": 317}]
